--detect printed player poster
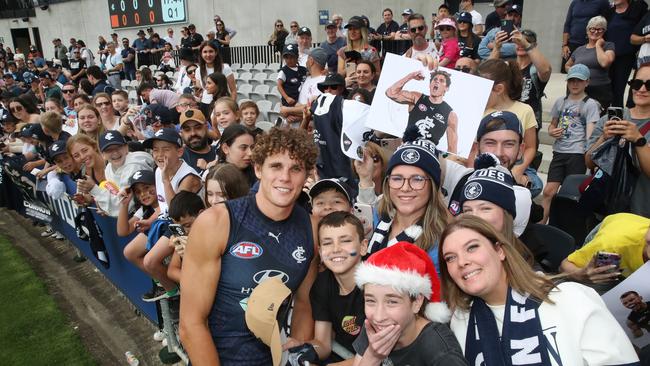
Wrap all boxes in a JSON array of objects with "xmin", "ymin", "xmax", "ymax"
[{"xmin": 366, "ymin": 53, "xmax": 493, "ymax": 158}]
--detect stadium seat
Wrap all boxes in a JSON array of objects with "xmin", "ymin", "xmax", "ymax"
[
  {"xmin": 139, "ymin": 65, "xmax": 148, "ymax": 70},
  {"xmin": 267, "ymin": 62, "xmax": 281, "ymax": 72},
  {"xmin": 165, "ymin": 71, "xmax": 174, "ymax": 78},
  {"xmin": 237, "ymin": 84, "xmax": 253, "ymax": 100},
  {"xmin": 241, "ymin": 62, "xmax": 253, "ymax": 71},
  {"xmin": 519, "ymin": 224, "xmax": 575, "ymax": 273},
  {"xmin": 128, "ymin": 90, "xmax": 138, "ymax": 104},
  {"xmin": 253, "ymin": 63, "xmax": 266, "ymax": 72},
  {"xmin": 249, "ymin": 73, "xmax": 267, "ymax": 87},
  {"xmin": 129, "ymin": 80, "xmax": 140, "ymax": 88},
  {"xmin": 273, "ymin": 102, "xmax": 282, "ymax": 112},
  {"xmin": 121, "ymin": 79, "xmax": 131, "ymax": 89},
  {"xmin": 231, "ymin": 62, "xmax": 241, "ymax": 70},
  {"xmin": 267, "ymin": 111, "xmax": 282, "ymax": 124},
  {"xmin": 264, "ymin": 73, "xmax": 278, "ymax": 87},
  {"xmin": 249, "ymin": 85, "xmax": 270, "ymax": 102},
  {"xmin": 255, "ymin": 121, "xmax": 274, "ymax": 132},
  {"xmin": 265, "ymin": 92, "xmax": 281, "ymax": 106},
  {"xmin": 257, "ymin": 100, "xmax": 273, "ymax": 120},
  {"xmin": 548, "ymin": 174, "xmax": 596, "ymax": 247},
  {"xmin": 149, "ymin": 64, "xmax": 158, "ymax": 71},
  {"xmin": 238, "ymin": 72, "xmax": 253, "ymax": 82}
]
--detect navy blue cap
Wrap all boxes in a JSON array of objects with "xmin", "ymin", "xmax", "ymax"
[
  {"xmin": 142, "ymin": 127, "xmax": 182, "ymax": 148},
  {"xmin": 345, "ymin": 16, "xmax": 364, "ymax": 29},
  {"xmin": 476, "ymin": 110, "xmax": 522, "ymax": 141},
  {"xmin": 48, "ymin": 140, "xmax": 67, "ymax": 159},
  {"xmin": 26, "ymin": 123, "xmax": 47, "ymax": 141},
  {"xmin": 297, "ymin": 27, "xmax": 311, "ymax": 36},
  {"xmin": 128, "ymin": 169, "xmax": 155, "ymax": 187},
  {"xmin": 458, "ymin": 12, "xmax": 473, "ymax": 24},
  {"xmin": 39, "ymin": 71, "xmax": 52, "ymax": 80},
  {"xmin": 98, "ymin": 130, "xmax": 127, "ymax": 152},
  {"xmin": 308, "ymin": 178, "xmax": 354, "ymax": 205},
  {"xmin": 507, "ymin": 4, "xmax": 522, "ymax": 14},
  {"xmin": 282, "ymin": 43, "xmax": 299, "ymax": 57}
]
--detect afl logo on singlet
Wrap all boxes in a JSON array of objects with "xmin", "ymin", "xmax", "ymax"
[{"xmin": 230, "ymin": 242, "xmax": 263, "ymax": 259}]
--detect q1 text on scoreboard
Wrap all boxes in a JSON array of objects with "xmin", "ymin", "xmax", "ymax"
[{"xmin": 108, "ymin": 0, "xmax": 187, "ymax": 29}]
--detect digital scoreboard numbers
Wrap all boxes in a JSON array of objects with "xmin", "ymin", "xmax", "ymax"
[{"xmin": 108, "ymin": 0, "xmax": 187, "ymax": 29}]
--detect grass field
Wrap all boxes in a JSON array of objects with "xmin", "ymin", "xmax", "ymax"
[{"xmin": 0, "ymin": 235, "xmax": 97, "ymax": 365}]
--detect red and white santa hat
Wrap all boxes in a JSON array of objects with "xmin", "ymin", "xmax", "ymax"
[{"xmin": 355, "ymin": 242, "xmax": 451, "ymax": 323}]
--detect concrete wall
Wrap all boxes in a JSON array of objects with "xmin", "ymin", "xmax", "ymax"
[{"xmin": 0, "ymin": 0, "xmax": 569, "ymax": 67}]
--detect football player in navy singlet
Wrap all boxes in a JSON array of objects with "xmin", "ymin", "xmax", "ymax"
[
  {"xmin": 386, "ymin": 69, "xmax": 459, "ymax": 153},
  {"xmin": 180, "ymin": 127, "xmax": 320, "ymax": 365}
]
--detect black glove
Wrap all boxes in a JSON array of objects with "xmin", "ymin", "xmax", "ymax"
[{"xmin": 287, "ymin": 343, "xmax": 319, "ymax": 366}]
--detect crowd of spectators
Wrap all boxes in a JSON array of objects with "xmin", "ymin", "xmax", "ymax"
[{"xmin": 0, "ymin": 0, "xmax": 650, "ymax": 365}]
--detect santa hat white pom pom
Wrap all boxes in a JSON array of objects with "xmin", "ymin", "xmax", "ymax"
[{"xmin": 425, "ymin": 302, "xmax": 451, "ymax": 323}]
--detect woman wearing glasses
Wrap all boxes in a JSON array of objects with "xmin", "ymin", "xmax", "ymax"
[
  {"xmin": 285, "ymin": 21, "xmax": 300, "ymax": 46},
  {"xmin": 586, "ymin": 63, "xmax": 650, "ymax": 217},
  {"xmin": 365, "ymin": 138, "xmax": 449, "ymax": 271},
  {"xmin": 268, "ymin": 20, "xmax": 289, "ymax": 54},
  {"xmin": 336, "ymin": 16, "xmax": 381, "ymax": 80},
  {"xmin": 8, "ymin": 96, "xmax": 40, "ymax": 124},
  {"xmin": 93, "ymin": 93, "xmax": 120, "ymax": 131},
  {"xmin": 564, "ymin": 16, "xmax": 615, "ymax": 113}
]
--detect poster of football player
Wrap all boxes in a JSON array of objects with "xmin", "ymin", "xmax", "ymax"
[{"xmin": 366, "ymin": 53, "xmax": 493, "ymax": 157}]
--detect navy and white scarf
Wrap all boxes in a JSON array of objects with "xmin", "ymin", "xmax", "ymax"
[
  {"xmin": 366, "ymin": 215, "xmax": 423, "ymax": 255},
  {"xmin": 466, "ymin": 288, "xmax": 551, "ymax": 366}
]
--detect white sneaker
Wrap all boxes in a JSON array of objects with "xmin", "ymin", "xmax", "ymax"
[
  {"xmin": 41, "ymin": 227, "xmax": 54, "ymax": 237},
  {"xmin": 153, "ymin": 330, "xmax": 166, "ymax": 342}
]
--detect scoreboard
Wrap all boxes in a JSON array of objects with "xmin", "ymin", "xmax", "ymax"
[{"xmin": 107, "ymin": 0, "xmax": 187, "ymax": 29}]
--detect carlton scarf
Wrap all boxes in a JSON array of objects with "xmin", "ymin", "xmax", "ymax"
[{"xmin": 465, "ymin": 287, "xmax": 551, "ymax": 366}]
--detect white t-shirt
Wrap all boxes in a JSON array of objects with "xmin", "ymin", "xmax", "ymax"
[
  {"xmin": 406, "ymin": 41, "xmax": 439, "ymax": 60},
  {"xmin": 298, "ymin": 75, "xmax": 325, "ymax": 105},
  {"xmin": 450, "ymin": 282, "xmax": 639, "ymax": 366},
  {"xmin": 105, "ymin": 52, "xmax": 123, "ymax": 73},
  {"xmin": 195, "ymin": 64, "xmax": 233, "ymax": 104}
]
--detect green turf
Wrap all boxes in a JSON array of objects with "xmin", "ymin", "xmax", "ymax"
[{"xmin": 0, "ymin": 235, "xmax": 97, "ymax": 365}]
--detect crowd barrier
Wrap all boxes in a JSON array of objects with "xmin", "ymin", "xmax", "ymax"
[{"xmin": 1, "ymin": 155, "xmax": 159, "ymax": 324}]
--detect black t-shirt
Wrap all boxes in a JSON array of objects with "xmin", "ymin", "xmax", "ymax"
[
  {"xmin": 484, "ymin": 11, "xmax": 501, "ymax": 35},
  {"xmin": 121, "ymin": 47, "xmax": 136, "ymax": 70},
  {"xmin": 69, "ymin": 58, "xmax": 87, "ymax": 76},
  {"xmin": 189, "ymin": 33, "xmax": 204, "ymax": 48},
  {"xmin": 310, "ymin": 269, "xmax": 365, "ymax": 355},
  {"xmin": 633, "ymin": 12, "xmax": 650, "ymax": 38},
  {"xmin": 398, "ymin": 22, "xmax": 409, "ymax": 34},
  {"xmin": 520, "ymin": 63, "xmax": 547, "ymax": 128},
  {"xmin": 628, "ymin": 302, "xmax": 650, "ymax": 331},
  {"xmin": 182, "ymin": 145, "xmax": 217, "ymax": 175},
  {"xmin": 458, "ymin": 33, "xmax": 481, "ymax": 59},
  {"xmin": 353, "ymin": 322, "xmax": 468, "ymax": 366},
  {"xmin": 377, "ymin": 21, "xmax": 400, "ymax": 37}
]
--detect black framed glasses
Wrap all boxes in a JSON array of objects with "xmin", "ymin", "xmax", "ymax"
[
  {"xmin": 386, "ymin": 175, "xmax": 430, "ymax": 190},
  {"xmin": 410, "ymin": 25, "xmax": 425, "ymax": 33},
  {"xmin": 628, "ymin": 79, "xmax": 650, "ymax": 91},
  {"xmin": 588, "ymin": 27, "xmax": 605, "ymax": 33}
]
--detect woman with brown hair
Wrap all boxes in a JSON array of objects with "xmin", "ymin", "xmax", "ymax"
[
  {"xmin": 268, "ymin": 19, "xmax": 289, "ymax": 54},
  {"xmin": 203, "ymin": 163, "xmax": 250, "ymax": 208},
  {"xmin": 67, "ymin": 134, "xmax": 106, "ymax": 205},
  {"xmin": 336, "ymin": 16, "xmax": 381, "ymax": 79},
  {"xmin": 195, "ymin": 41, "xmax": 237, "ymax": 109},
  {"xmin": 92, "ymin": 92, "xmax": 120, "ymax": 131},
  {"xmin": 76, "ymin": 105, "xmax": 105, "ymax": 141},
  {"xmin": 439, "ymin": 216, "xmax": 639, "ymax": 365},
  {"xmin": 353, "ymin": 141, "xmax": 390, "ymax": 199}
]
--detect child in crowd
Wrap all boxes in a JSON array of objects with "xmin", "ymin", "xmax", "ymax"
[
  {"xmin": 119, "ymin": 169, "xmax": 160, "ymax": 273},
  {"xmin": 308, "ymin": 178, "xmax": 354, "ymax": 221},
  {"xmin": 166, "ymin": 191, "xmax": 205, "ymax": 284},
  {"xmin": 288, "ymin": 212, "xmax": 368, "ymax": 365},
  {"xmin": 277, "ymin": 44, "xmax": 307, "ymax": 107},
  {"xmin": 239, "ymin": 101, "xmax": 264, "ymax": 137},
  {"xmin": 203, "ymin": 163, "xmax": 250, "ymax": 207},
  {"xmin": 211, "ymin": 96, "xmax": 240, "ymax": 134},
  {"xmin": 542, "ymin": 64, "xmax": 600, "ymax": 222},
  {"xmin": 111, "ymin": 90, "xmax": 129, "ymax": 116},
  {"xmin": 353, "ymin": 242, "xmax": 467, "ymax": 365}
]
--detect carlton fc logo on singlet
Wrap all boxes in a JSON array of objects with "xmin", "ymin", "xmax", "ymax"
[{"xmin": 230, "ymin": 242, "xmax": 263, "ymax": 259}]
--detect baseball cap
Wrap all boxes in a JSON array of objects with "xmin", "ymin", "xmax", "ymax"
[
  {"xmin": 297, "ymin": 27, "xmax": 311, "ymax": 37},
  {"xmin": 325, "ymin": 20, "xmax": 337, "ymax": 29},
  {"xmin": 308, "ymin": 47, "xmax": 328, "ymax": 67},
  {"xmin": 494, "ymin": 0, "xmax": 509, "ymax": 7},
  {"xmin": 317, "ymin": 72, "xmax": 345, "ymax": 92},
  {"xmin": 137, "ymin": 30, "xmax": 146, "ymax": 36},
  {"xmin": 179, "ymin": 108, "xmax": 207, "ymax": 126},
  {"xmin": 566, "ymin": 64, "xmax": 590, "ymax": 81},
  {"xmin": 345, "ymin": 16, "xmax": 364, "ymax": 29},
  {"xmin": 27, "ymin": 123, "xmax": 47, "ymax": 141},
  {"xmin": 98, "ymin": 130, "xmax": 127, "ymax": 152},
  {"xmin": 142, "ymin": 128, "xmax": 182, "ymax": 148},
  {"xmin": 457, "ymin": 12, "xmax": 473, "ymax": 24},
  {"xmin": 281, "ymin": 44, "xmax": 298, "ymax": 57},
  {"xmin": 146, "ymin": 27, "xmax": 154, "ymax": 33},
  {"xmin": 308, "ymin": 178, "xmax": 354, "ymax": 205},
  {"xmin": 402, "ymin": 8, "xmax": 414, "ymax": 15},
  {"xmin": 39, "ymin": 71, "xmax": 52, "ymax": 80},
  {"xmin": 48, "ymin": 140, "xmax": 68, "ymax": 159},
  {"xmin": 128, "ymin": 169, "xmax": 155, "ymax": 187},
  {"xmin": 435, "ymin": 18, "xmax": 457, "ymax": 30},
  {"xmin": 506, "ymin": 4, "xmax": 522, "ymax": 14},
  {"xmin": 476, "ymin": 110, "xmax": 523, "ymax": 141},
  {"xmin": 245, "ymin": 277, "xmax": 292, "ymax": 366},
  {"xmin": 2, "ymin": 73, "xmax": 13, "ymax": 79}
]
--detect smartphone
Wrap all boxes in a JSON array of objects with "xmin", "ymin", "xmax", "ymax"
[
  {"xmin": 345, "ymin": 62, "xmax": 357, "ymax": 78},
  {"xmin": 168, "ymin": 223, "xmax": 186, "ymax": 237},
  {"xmin": 344, "ymin": 50, "xmax": 362, "ymax": 62},
  {"xmin": 500, "ymin": 19, "xmax": 514, "ymax": 36},
  {"xmin": 353, "ymin": 203, "xmax": 374, "ymax": 238},
  {"xmin": 595, "ymin": 251, "xmax": 621, "ymax": 269},
  {"xmin": 607, "ymin": 107, "xmax": 624, "ymax": 121}
]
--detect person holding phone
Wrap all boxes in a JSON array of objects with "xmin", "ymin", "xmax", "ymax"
[
  {"xmin": 478, "ymin": 4, "xmax": 522, "ymax": 60},
  {"xmin": 336, "ymin": 17, "xmax": 380, "ymax": 80}
]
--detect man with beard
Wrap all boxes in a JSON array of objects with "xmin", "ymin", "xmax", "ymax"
[
  {"xmin": 386, "ymin": 69, "xmax": 458, "ymax": 153},
  {"xmin": 403, "ymin": 13, "xmax": 438, "ymax": 68},
  {"xmin": 179, "ymin": 109, "xmax": 217, "ymax": 174}
]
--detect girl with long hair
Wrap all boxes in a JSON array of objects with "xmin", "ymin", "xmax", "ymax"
[
  {"xmin": 336, "ymin": 17, "xmax": 381, "ymax": 79},
  {"xmin": 8, "ymin": 96, "xmax": 40, "ymax": 124},
  {"xmin": 77, "ymin": 105, "xmax": 105, "ymax": 141},
  {"xmin": 268, "ymin": 19, "xmax": 289, "ymax": 54},
  {"xmin": 92, "ymin": 93, "xmax": 120, "ymax": 131},
  {"xmin": 217, "ymin": 124, "xmax": 256, "ymax": 187},
  {"xmin": 195, "ymin": 41, "xmax": 237, "ymax": 109}
]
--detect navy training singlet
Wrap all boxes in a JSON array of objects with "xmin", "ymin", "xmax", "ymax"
[
  {"xmin": 406, "ymin": 95, "xmax": 453, "ymax": 145},
  {"xmin": 209, "ymin": 194, "xmax": 314, "ymax": 365}
]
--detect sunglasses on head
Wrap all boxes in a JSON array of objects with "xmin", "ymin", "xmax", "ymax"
[
  {"xmin": 410, "ymin": 25, "xmax": 425, "ymax": 33},
  {"xmin": 455, "ymin": 66, "xmax": 471, "ymax": 73},
  {"xmin": 628, "ymin": 79, "xmax": 650, "ymax": 91}
]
